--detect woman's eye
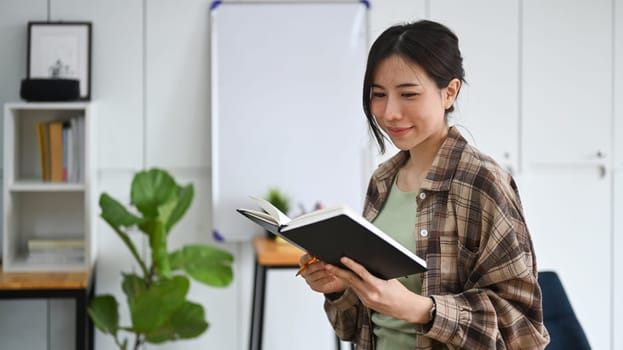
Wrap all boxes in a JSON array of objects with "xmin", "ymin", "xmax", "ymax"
[
  {"xmin": 371, "ymin": 92, "xmax": 386, "ymax": 98},
  {"xmin": 402, "ymin": 93, "xmax": 418, "ymax": 98}
]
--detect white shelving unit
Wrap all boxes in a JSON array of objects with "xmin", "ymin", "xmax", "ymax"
[{"xmin": 2, "ymin": 102, "xmax": 96, "ymax": 272}]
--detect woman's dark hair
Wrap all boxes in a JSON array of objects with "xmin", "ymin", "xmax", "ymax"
[{"xmin": 363, "ymin": 20, "xmax": 466, "ymax": 154}]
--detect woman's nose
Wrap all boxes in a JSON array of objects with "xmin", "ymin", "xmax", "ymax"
[{"xmin": 383, "ymin": 96, "xmax": 401, "ymax": 120}]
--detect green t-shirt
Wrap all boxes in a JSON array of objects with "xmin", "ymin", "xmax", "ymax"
[{"xmin": 371, "ymin": 176, "xmax": 421, "ymax": 350}]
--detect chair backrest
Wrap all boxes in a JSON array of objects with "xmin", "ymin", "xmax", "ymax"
[{"xmin": 538, "ymin": 271, "xmax": 591, "ymax": 349}]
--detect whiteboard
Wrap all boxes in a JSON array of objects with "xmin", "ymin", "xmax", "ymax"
[{"xmin": 210, "ymin": 1, "xmax": 370, "ymax": 241}]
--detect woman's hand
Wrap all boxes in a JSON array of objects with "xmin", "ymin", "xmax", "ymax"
[
  {"xmin": 326, "ymin": 256, "xmax": 433, "ymax": 324},
  {"xmin": 298, "ymin": 254, "xmax": 347, "ymax": 295}
]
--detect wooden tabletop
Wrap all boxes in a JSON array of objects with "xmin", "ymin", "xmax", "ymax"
[
  {"xmin": 254, "ymin": 236, "xmax": 305, "ymax": 266},
  {"xmin": 0, "ymin": 265, "xmax": 90, "ymax": 290}
]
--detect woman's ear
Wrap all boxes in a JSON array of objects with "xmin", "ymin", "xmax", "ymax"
[{"xmin": 443, "ymin": 78, "xmax": 461, "ymax": 109}]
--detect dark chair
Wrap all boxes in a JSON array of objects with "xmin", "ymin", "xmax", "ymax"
[{"xmin": 538, "ymin": 271, "xmax": 591, "ymax": 350}]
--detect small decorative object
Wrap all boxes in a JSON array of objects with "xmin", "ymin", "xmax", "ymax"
[
  {"xmin": 88, "ymin": 168, "xmax": 234, "ymax": 350},
  {"xmin": 264, "ymin": 187, "xmax": 290, "ymax": 239},
  {"xmin": 27, "ymin": 22, "xmax": 92, "ymax": 100}
]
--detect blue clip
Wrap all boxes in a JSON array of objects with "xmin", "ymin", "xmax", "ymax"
[
  {"xmin": 210, "ymin": 0, "xmax": 222, "ymax": 11},
  {"xmin": 212, "ymin": 229, "xmax": 225, "ymax": 242}
]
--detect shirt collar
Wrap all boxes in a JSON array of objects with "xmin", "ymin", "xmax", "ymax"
[{"xmin": 373, "ymin": 126, "xmax": 467, "ymax": 192}]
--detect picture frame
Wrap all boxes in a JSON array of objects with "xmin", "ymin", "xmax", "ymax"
[{"xmin": 27, "ymin": 22, "xmax": 92, "ymax": 100}]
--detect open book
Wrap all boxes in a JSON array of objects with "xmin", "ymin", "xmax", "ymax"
[{"xmin": 237, "ymin": 197, "xmax": 427, "ymax": 280}]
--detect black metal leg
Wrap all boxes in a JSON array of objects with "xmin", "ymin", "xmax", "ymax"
[
  {"xmin": 249, "ymin": 259, "xmax": 267, "ymax": 350},
  {"xmin": 76, "ymin": 289, "xmax": 87, "ymax": 350},
  {"xmin": 88, "ymin": 273, "xmax": 96, "ymax": 350}
]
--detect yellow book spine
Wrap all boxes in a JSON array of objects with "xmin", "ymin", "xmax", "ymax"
[
  {"xmin": 36, "ymin": 122, "xmax": 49, "ymax": 181},
  {"xmin": 48, "ymin": 121, "xmax": 64, "ymax": 182}
]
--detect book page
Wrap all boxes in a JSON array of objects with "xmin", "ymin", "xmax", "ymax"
[
  {"xmin": 286, "ymin": 205, "xmax": 347, "ymax": 229},
  {"xmin": 238, "ymin": 209, "xmax": 279, "ymax": 225},
  {"xmin": 250, "ymin": 196, "xmax": 291, "ymax": 226}
]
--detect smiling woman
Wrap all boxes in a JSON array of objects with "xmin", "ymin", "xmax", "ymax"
[{"xmin": 297, "ymin": 20, "xmax": 550, "ymax": 350}]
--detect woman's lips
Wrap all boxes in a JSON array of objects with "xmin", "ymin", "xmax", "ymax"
[{"xmin": 387, "ymin": 126, "xmax": 412, "ymax": 137}]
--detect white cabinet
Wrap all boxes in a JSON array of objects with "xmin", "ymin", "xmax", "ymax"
[
  {"xmin": 430, "ymin": 0, "xmax": 520, "ymax": 174},
  {"xmin": 2, "ymin": 102, "xmax": 96, "ymax": 272},
  {"xmin": 522, "ymin": 0, "xmax": 612, "ymax": 166},
  {"xmin": 520, "ymin": 168, "xmax": 611, "ymax": 350},
  {"xmin": 521, "ymin": 1, "xmax": 613, "ymax": 349}
]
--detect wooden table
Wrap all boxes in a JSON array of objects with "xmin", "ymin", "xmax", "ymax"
[{"xmin": 0, "ymin": 265, "xmax": 95, "ymax": 350}]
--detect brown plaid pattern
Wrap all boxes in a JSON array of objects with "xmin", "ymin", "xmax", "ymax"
[{"xmin": 324, "ymin": 127, "xmax": 550, "ymax": 349}]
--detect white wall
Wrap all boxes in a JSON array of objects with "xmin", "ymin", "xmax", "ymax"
[{"xmin": 0, "ymin": 0, "xmax": 622, "ymax": 349}]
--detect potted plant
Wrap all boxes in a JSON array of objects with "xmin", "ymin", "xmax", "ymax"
[
  {"xmin": 265, "ymin": 187, "xmax": 290, "ymax": 239},
  {"xmin": 88, "ymin": 168, "xmax": 234, "ymax": 350}
]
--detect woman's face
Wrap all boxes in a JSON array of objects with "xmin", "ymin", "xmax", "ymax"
[{"xmin": 370, "ymin": 55, "xmax": 455, "ymax": 153}]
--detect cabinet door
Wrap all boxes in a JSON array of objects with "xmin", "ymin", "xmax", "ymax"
[
  {"xmin": 522, "ymin": 0, "xmax": 612, "ymax": 165},
  {"xmin": 430, "ymin": 0, "xmax": 520, "ymax": 174},
  {"xmin": 520, "ymin": 168, "xmax": 610, "ymax": 350},
  {"xmin": 0, "ymin": 300, "xmax": 48, "ymax": 349}
]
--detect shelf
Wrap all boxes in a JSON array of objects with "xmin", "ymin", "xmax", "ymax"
[
  {"xmin": 4, "ymin": 101, "xmax": 92, "ymax": 111},
  {"xmin": 3, "ymin": 102, "xmax": 96, "ymax": 273},
  {"xmin": 9, "ymin": 180, "xmax": 85, "ymax": 192}
]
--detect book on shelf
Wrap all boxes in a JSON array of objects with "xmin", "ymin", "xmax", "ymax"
[
  {"xmin": 35, "ymin": 116, "xmax": 84, "ymax": 183},
  {"xmin": 47, "ymin": 120, "xmax": 65, "ymax": 182},
  {"xmin": 36, "ymin": 122, "xmax": 51, "ymax": 181},
  {"xmin": 26, "ymin": 250, "xmax": 85, "ymax": 264},
  {"xmin": 237, "ymin": 196, "xmax": 427, "ymax": 280},
  {"xmin": 25, "ymin": 238, "xmax": 85, "ymax": 264},
  {"xmin": 27, "ymin": 238, "xmax": 85, "ymax": 251}
]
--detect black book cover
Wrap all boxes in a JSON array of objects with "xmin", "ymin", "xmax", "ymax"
[
  {"xmin": 282, "ymin": 214, "xmax": 426, "ymax": 280},
  {"xmin": 238, "ymin": 206, "xmax": 427, "ymax": 280}
]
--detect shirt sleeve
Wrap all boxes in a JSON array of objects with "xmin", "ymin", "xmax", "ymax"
[
  {"xmin": 421, "ymin": 176, "xmax": 550, "ymax": 349},
  {"xmin": 323, "ymin": 288, "xmax": 373, "ymax": 347}
]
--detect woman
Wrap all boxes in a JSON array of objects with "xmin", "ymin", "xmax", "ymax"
[{"xmin": 298, "ymin": 20, "xmax": 550, "ymax": 349}]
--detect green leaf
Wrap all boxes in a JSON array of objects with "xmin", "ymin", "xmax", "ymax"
[
  {"xmin": 127, "ymin": 275, "xmax": 190, "ymax": 332},
  {"xmin": 161, "ymin": 184, "xmax": 194, "ymax": 234},
  {"xmin": 88, "ymin": 295, "xmax": 119, "ymax": 336},
  {"xmin": 121, "ymin": 273, "xmax": 148, "ymax": 305},
  {"xmin": 100, "ymin": 193, "xmax": 142, "ymax": 228},
  {"xmin": 169, "ymin": 245, "xmax": 234, "ymax": 287},
  {"xmin": 144, "ymin": 301, "xmax": 208, "ymax": 343},
  {"xmin": 131, "ymin": 168, "xmax": 177, "ymax": 218}
]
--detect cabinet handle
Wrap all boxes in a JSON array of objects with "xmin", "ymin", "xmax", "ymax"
[{"xmin": 598, "ymin": 164, "xmax": 607, "ymax": 178}]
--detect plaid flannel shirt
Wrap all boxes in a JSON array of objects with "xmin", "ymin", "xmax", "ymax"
[{"xmin": 324, "ymin": 127, "xmax": 550, "ymax": 349}]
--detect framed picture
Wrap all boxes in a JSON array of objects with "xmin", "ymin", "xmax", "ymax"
[{"xmin": 27, "ymin": 22, "xmax": 92, "ymax": 100}]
